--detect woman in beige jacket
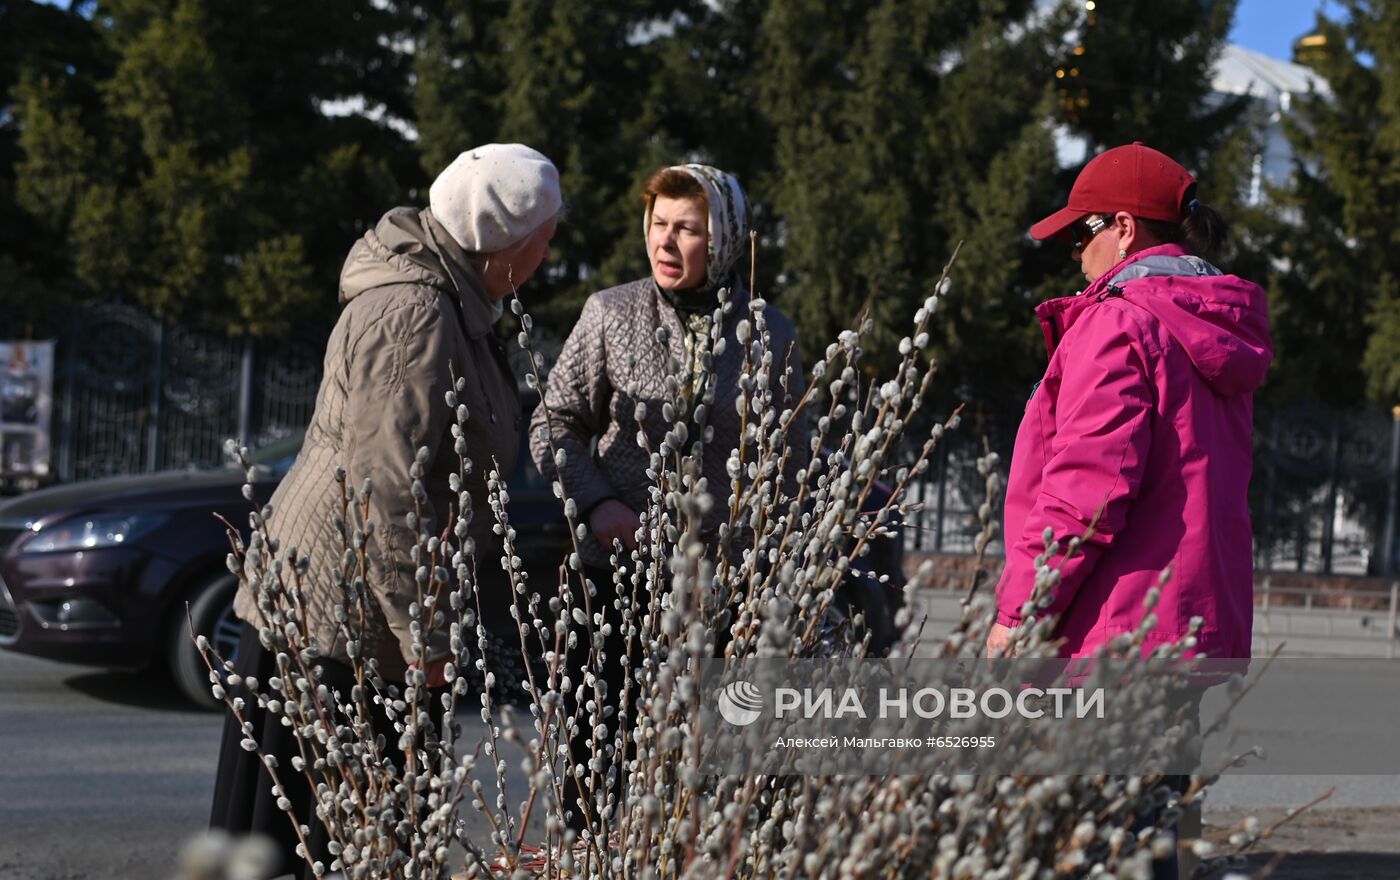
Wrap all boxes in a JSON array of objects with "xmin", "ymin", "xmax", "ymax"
[{"xmin": 211, "ymin": 144, "xmax": 561, "ymax": 878}]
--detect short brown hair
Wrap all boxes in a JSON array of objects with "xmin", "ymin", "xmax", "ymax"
[{"xmin": 642, "ymin": 167, "xmax": 707, "ymax": 214}]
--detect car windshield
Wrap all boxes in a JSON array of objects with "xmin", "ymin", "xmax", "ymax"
[{"xmin": 241, "ymin": 432, "xmax": 306, "ymax": 476}]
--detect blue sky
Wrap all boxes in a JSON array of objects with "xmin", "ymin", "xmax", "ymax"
[{"xmin": 1228, "ymin": 0, "xmax": 1343, "ymax": 60}]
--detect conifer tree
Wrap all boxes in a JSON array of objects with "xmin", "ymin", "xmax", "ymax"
[
  {"xmin": 917, "ymin": 6, "xmax": 1073, "ymax": 420},
  {"xmin": 473, "ymin": 0, "xmax": 700, "ymax": 325},
  {"xmin": 1048, "ymin": 0, "xmax": 1259, "ymax": 281},
  {"xmin": 410, "ymin": 0, "xmax": 511, "ymax": 177},
  {"xmin": 10, "ymin": 0, "xmax": 418, "ymax": 337},
  {"xmin": 1055, "ymin": 0, "xmax": 1244, "ymax": 162},
  {"xmin": 1041, "ymin": 0, "xmax": 1273, "ymax": 385},
  {"xmin": 757, "ymin": 0, "xmax": 1066, "ymax": 427},
  {"xmin": 1050, "ymin": 0, "xmax": 1260, "ymax": 268},
  {"xmin": 645, "ymin": 0, "xmax": 774, "ymax": 183},
  {"xmin": 0, "ymin": 0, "xmax": 106, "ymax": 334},
  {"xmin": 643, "ymin": 0, "xmax": 776, "ymax": 287},
  {"xmin": 1264, "ymin": 0, "xmax": 1400, "ymax": 405}
]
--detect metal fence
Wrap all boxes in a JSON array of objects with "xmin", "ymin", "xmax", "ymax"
[
  {"xmin": 1252, "ymin": 405, "xmax": 1400, "ymax": 576},
  {"xmin": 50, "ymin": 304, "xmax": 322, "ymax": 482},
  {"xmin": 1253, "ymin": 579, "xmax": 1400, "ymax": 659},
  {"xmin": 901, "ymin": 428, "xmax": 1003, "ymax": 558},
  {"xmin": 13, "ymin": 301, "xmax": 1400, "ymax": 578},
  {"xmin": 901, "ymin": 404, "xmax": 1400, "ymax": 578},
  {"xmin": 912, "ymin": 581, "xmax": 1400, "ymax": 659}
]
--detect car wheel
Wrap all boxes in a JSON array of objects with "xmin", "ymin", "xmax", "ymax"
[{"xmin": 168, "ymin": 571, "xmax": 241, "ymax": 709}]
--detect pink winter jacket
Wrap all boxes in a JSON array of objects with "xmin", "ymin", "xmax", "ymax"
[{"xmin": 996, "ymin": 244, "xmax": 1273, "ymax": 659}]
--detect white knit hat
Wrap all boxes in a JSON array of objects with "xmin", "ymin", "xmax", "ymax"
[{"xmin": 429, "ymin": 144, "xmax": 562, "ymax": 253}]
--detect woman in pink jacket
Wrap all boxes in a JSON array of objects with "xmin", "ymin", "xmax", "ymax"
[{"xmin": 987, "ymin": 142, "xmax": 1272, "ymax": 661}]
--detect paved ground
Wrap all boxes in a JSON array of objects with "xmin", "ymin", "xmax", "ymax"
[
  {"xmin": 0, "ymin": 651, "xmax": 223, "ymax": 879},
  {"xmin": 908, "ymin": 587, "xmax": 1400, "ymax": 659},
  {"xmin": 1204, "ymin": 806, "xmax": 1400, "ymax": 878},
  {"xmin": 0, "ymin": 650, "xmax": 534, "ymax": 880},
  {"xmin": 2, "ymin": 599, "xmax": 1398, "ymax": 879},
  {"xmin": 909, "ymin": 589, "xmax": 1400, "ymax": 878}
]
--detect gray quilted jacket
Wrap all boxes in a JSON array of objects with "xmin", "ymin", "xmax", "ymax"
[
  {"xmin": 530, "ymin": 278, "xmax": 807, "ymax": 568},
  {"xmin": 235, "ymin": 207, "xmax": 521, "ymax": 681}
]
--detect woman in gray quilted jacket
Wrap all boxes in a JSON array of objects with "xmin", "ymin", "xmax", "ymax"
[
  {"xmin": 530, "ymin": 164, "xmax": 806, "ymax": 567},
  {"xmin": 529, "ymin": 164, "xmax": 807, "ymax": 830}
]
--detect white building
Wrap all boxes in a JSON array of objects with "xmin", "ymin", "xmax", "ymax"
[{"xmin": 1210, "ymin": 43, "xmax": 1329, "ymax": 204}]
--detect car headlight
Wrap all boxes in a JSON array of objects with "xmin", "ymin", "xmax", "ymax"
[{"xmin": 24, "ymin": 513, "xmax": 170, "ymax": 553}]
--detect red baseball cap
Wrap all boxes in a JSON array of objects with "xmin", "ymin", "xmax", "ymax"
[{"xmin": 1029, "ymin": 142, "xmax": 1197, "ymax": 242}]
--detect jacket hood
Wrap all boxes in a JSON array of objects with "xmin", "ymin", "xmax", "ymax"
[
  {"xmin": 1057, "ymin": 244, "xmax": 1273, "ymax": 396},
  {"xmin": 338, "ymin": 207, "xmax": 498, "ymax": 337}
]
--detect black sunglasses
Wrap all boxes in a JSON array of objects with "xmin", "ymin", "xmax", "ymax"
[{"xmin": 1072, "ymin": 214, "xmax": 1111, "ymax": 250}]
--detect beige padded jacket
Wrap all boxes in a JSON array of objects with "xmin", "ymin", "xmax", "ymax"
[{"xmin": 234, "ymin": 207, "xmax": 521, "ymax": 681}]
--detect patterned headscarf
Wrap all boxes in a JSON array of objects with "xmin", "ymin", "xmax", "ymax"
[{"xmin": 644, "ymin": 164, "xmax": 749, "ymax": 288}]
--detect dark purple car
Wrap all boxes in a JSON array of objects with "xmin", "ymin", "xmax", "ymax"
[
  {"xmin": 0, "ymin": 420, "xmax": 582, "ymax": 707},
  {"xmin": 0, "ymin": 436, "xmax": 300, "ymax": 706}
]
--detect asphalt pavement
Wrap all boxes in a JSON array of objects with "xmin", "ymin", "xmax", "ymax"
[
  {"xmin": 0, "ymin": 648, "xmax": 540, "ymax": 880},
  {"xmin": 0, "ymin": 650, "xmax": 223, "ymax": 879},
  {"xmin": 2, "ymin": 596, "xmax": 1398, "ymax": 879}
]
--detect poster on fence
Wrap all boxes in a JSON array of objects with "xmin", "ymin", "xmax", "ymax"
[{"xmin": 0, "ymin": 340, "xmax": 55, "ymax": 478}]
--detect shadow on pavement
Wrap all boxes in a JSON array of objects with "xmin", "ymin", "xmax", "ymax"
[
  {"xmin": 63, "ymin": 667, "xmax": 213, "ymax": 713},
  {"xmin": 1239, "ymin": 851, "xmax": 1400, "ymax": 879}
]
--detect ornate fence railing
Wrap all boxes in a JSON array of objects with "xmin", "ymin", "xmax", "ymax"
[
  {"xmin": 900, "ymin": 404, "xmax": 1400, "ymax": 578},
  {"xmin": 1250, "ymin": 405, "xmax": 1399, "ymax": 576},
  {"xmin": 49, "ymin": 304, "xmax": 322, "ymax": 482},
  {"xmin": 9, "ymin": 300, "xmax": 1400, "ymax": 577}
]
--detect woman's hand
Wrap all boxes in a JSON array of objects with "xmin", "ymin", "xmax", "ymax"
[
  {"xmin": 985, "ymin": 622, "xmax": 1015, "ymax": 658},
  {"xmin": 589, "ymin": 499, "xmax": 641, "ymax": 551},
  {"xmin": 412, "ymin": 658, "xmax": 449, "ymax": 688}
]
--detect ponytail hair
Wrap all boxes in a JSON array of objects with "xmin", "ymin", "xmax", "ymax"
[
  {"xmin": 1180, "ymin": 198, "xmax": 1228, "ymax": 261},
  {"xmin": 1135, "ymin": 185, "xmax": 1229, "ymax": 262}
]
